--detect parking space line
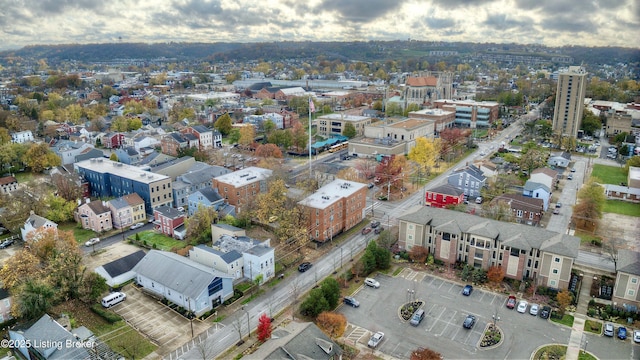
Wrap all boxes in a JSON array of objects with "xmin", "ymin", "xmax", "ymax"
[
  {"xmin": 426, "ymin": 306, "xmax": 446, "ymax": 332},
  {"xmin": 478, "ymin": 291, "xmax": 486, "ymax": 302}
]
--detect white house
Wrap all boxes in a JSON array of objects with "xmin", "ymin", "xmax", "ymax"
[
  {"xmin": 133, "ymin": 250, "xmax": 234, "ymax": 316},
  {"xmin": 189, "ymin": 245, "xmax": 244, "ymax": 279},
  {"xmin": 548, "ymin": 152, "xmax": 571, "ymax": 168},
  {"xmin": 523, "ymin": 181, "xmax": 552, "ymax": 210},
  {"xmin": 21, "ymin": 212, "xmax": 58, "ymax": 241},
  {"xmin": 11, "ymin": 130, "xmax": 34, "ymax": 144},
  {"xmin": 530, "ymin": 168, "xmax": 559, "ymax": 191},
  {"xmin": 94, "ymin": 250, "xmax": 146, "ymax": 288}
]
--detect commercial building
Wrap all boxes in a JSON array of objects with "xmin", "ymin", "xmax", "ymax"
[
  {"xmin": 433, "ymin": 99, "xmax": 500, "ymax": 128},
  {"xmin": 316, "ymin": 113, "xmax": 372, "ymax": 138},
  {"xmin": 75, "ymin": 158, "xmax": 173, "ymax": 213},
  {"xmin": 552, "ymin": 66, "xmax": 587, "ymax": 139},
  {"xmin": 348, "ymin": 117, "xmax": 435, "ymax": 158}
]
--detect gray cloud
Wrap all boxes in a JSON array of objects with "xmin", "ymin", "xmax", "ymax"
[
  {"xmin": 430, "ymin": 0, "xmax": 496, "ymax": 7},
  {"xmin": 515, "ymin": 0, "xmax": 626, "ymax": 15},
  {"xmin": 425, "ymin": 17, "xmax": 457, "ymax": 29},
  {"xmin": 316, "ymin": 0, "xmax": 406, "ymax": 23},
  {"xmin": 542, "ymin": 14, "xmax": 594, "ymax": 33},
  {"xmin": 483, "ymin": 14, "xmax": 533, "ymax": 31}
]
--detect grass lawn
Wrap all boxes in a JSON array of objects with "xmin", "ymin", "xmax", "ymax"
[
  {"xmin": 134, "ymin": 231, "xmax": 187, "ymax": 251},
  {"xmin": 603, "ymin": 200, "xmax": 640, "ymax": 217},
  {"xmin": 584, "ymin": 319, "xmax": 602, "ymax": 334},
  {"xmin": 550, "ymin": 313, "xmax": 574, "ymax": 327},
  {"xmin": 591, "ymin": 164, "xmax": 627, "ymax": 184},
  {"xmin": 574, "ymin": 230, "xmax": 602, "ymax": 246},
  {"xmin": 58, "ymin": 222, "xmax": 99, "ymax": 244},
  {"xmin": 534, "ymin": 345, "xmax": 596, "ymax": 360}
]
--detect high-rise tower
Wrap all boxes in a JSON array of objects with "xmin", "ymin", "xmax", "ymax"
[{"xmin": 552, "ymin": 66, "xmax": 587, "ymax": 139}]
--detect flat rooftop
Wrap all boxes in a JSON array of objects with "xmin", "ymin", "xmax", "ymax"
[
  {"xmin": 299, "ymin": 179, "xmax": 367, "ymax": 210},
  {"xmin": 76, "ymin": 158, "xmax": 169, "ymax": 184},
  {"xmin": 214, "ymin": 166, "xmax": 272, "ymax": 186},
  {"xmin": 410, "ymin": 108, "xmax": 455, "ymax": 116},
  {"xmin": 317, "ymin": 114, "xmax": 370, "ymax": 122},
  {"xmin": 388, "ymin": 118, "xmax": 433, "ymax": 129}
]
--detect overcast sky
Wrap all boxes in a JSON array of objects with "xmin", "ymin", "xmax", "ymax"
[{"xmin": 0, "ymin": 0, "xmax": 638, "ymax": 51}]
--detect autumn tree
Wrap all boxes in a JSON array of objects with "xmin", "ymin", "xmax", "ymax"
[
  {"xmin": 556, "ymin": 290, "xmax": 573, "ymax": 316},
  {"xmin": 42, "ymin": 194, "xmax": 76, "ymax": 223},
  {"xmin": 487, "ymin": 266, "xmax": 505, "ymax": 284},
  {"xmin": 255, "ymin": 143, "xmax": 283, "ymax": 158},
  {"xmin": 375, "ymin": 155, "xmax": 406, "ymax": 194},
  {"xmin": 408, "ymin": 137, "xmax": 442, "ymax": 176},
  {"xmin": 483, "ymin": 199, "xmax": 513, "ymax": 222},
  {"xmin": 354, "ymin": 157, "xmax": 378, "ymax": 180},
  {"xmin": 51, "ymin": 173, "xmax": 84, "ymax": 201},
  {"xmin": 411, "ymin": 347, "xmax": 443, "ymax": 360},
  {"xmin": 439, "ymin": 128, "xmax": 471, "ymax": 159},
  {"xmin": 257, "ymin": 313, "xmax": 272, "ymax": 342},
  {"xmin": 185, "ymin": 204, "xmax": 218, "ymax": 245},
  {"xmin": 572, "ymin": 179, "xmax": 605, "ymax": 232},
  {"xmin": 23, "ymin": 143, "xmax": 61, "ymax": 172},
  {"xmin": 316, "ymin": 312, "xmax": 347, "ymax": 338},
  {"xmin": 0, "ymin": 190, "xmax": 42, "ymax": 232},
  {"xmin": 238, "ymin": 126, "xmax": 256, "ymax": 149},
  {"xmin": 409, "ymin": 246, "xmax": 429, "ymax": 264},
  {"xmin": 343, "ymin": 122, "xmax": 357, "ymax": 138},
  {"xmin": 519, "ymin": 149, "xmax": 547, "ymax": 176},
  {"xmin": 289, "ymin": 121, "xmax": 308, "ymax": 152},
  {"xmin": 254, "ymin": 179, "xmax": 288, "ymax": 224},
  {"xmin": 214, "ymin": 113, "xmax": 233, "ymax": 136}
]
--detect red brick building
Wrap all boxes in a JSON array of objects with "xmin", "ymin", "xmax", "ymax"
[{"xmin": 425, "ymin": 184, "xmax": 465, "ymax": 208}]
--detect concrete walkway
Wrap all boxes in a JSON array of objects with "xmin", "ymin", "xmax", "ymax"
[{"xmin": 565, "ymin": 272, "xmax": 595, "ymax": 360}]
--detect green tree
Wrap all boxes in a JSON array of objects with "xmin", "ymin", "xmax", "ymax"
[
  {"xmin": 23, "ymin": 143, "xmax": 61, "ymax": 172},
  {"xmin": 15, "ymin": 279, "xmax": 55, "ymax": 319},
  {"xmin": 185, "ymin": 204, "xmax": 218, "ymax": 245},
  {"xmin": 227, "ymin": 128, "xmax": 241, "ymax": 143},
  {"xmin": 581, "ymin": 110, "xmax": 601, "ymax": 136},
  {"xmin": 110, "ymin": 153, "xmax": 118, "ymax": 162},
  {"xmin": 214, "ymin": 113, "xmax": 233, "ymax": 136},
  {"xmin": 299, "ymin": 288, "xmax": 330, "ymax": 318},
  {"xmin": 263, "ymin": 119, "xmax": 276, "ymax": 136},
  {"xmin": 519, "ymin": 149, "xmax": 547, "ymax": 175},
  {"xmin": 43, "ymin": 194, "xmax": 76, "ymax": 223},
  {"xmin": 320, "ymin": 278, "xmax": 340, "ymax": 309},
  {"xmin": 625, "ymin": 156, "xmax": 640, "ymax": 172},
  {"xmin": 343, "ymin": 122, "xmax": 357, "ymax": 138}
]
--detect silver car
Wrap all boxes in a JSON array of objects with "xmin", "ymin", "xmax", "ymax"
[
  {"xmin": 604, "ymin": 323, "xmax": 614, "ymax": 337},
  {"xmin": 529, "ymin": 303, "xmax": 539, "ymax": 316},
  {"xmin": 368, "ymin": 331, "xmax": 384, "ymax": 348}
]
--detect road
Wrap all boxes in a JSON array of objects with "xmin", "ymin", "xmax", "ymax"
[{"xmin": 82, "ymin": 222, "xmax": 154, "ymax": 254}]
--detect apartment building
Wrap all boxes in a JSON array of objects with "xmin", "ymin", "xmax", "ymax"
[
  {"xmin": 552, "ymin": 66, "xmax": 587, "ymax": 139},
  {"xmin": 398, "ymin": 206, "xmax": 580, "ymax": 290},
  {"xmin": 433, "ymin": 99, "xmax": 500, "ymax": 128},
  {"xmin": 211, "ymin": 167, "xmax": 273, "ymax": 214},
  {"xmin": 316, "ymin": 113, "xmax": 372, "ymax": 138},
  {"xmin": 75, "ymin": 158, "xmax": 172, "ymax": 213},
  {"xmin": 298, "ymin": 179, "xmax": 367, "ymax": 243}
]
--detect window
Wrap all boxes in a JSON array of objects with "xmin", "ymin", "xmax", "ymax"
[
  {"xmin": 552, "ymin": 269, "xmax": 558, "ymax": 274},
  {"xmin": 554, "ymin": 257, "xmax": 560, "ymax": 263},
  {"xmin": 629, "ymin": 289, "xmax": 636, "ymax": 297},
  {"xmin": 631, "ymin": 278, "xmax": 637, "ymax": 284}
]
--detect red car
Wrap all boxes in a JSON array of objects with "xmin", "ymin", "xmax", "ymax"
[
  {"xmin": 361, "ymin": 227, "xmax": 372, "ymax": 235},
  {"xmin": 506, "ymin": 295, "xmax": 517, "ymax": 309}
]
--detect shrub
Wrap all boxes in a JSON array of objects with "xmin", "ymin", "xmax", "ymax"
[
  {"xmin": 90, "ymin": 304, "xmax": 122, "ymax": 323},
  {"xmin": 434, "ymin": 258, "xmax": 444, "ymax": 266},
  {"xmin": 587, "ymin": 308, "xmax": 596, "ymax": 317},
  {"xmin": 591, "ymin": 239, "xmax": 602, "ymax": 247},
  {"xmin": 588, "ymin": 299, "xmax": 595, "ymax": 307}
]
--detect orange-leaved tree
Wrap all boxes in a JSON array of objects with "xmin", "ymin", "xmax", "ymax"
[{"xmin": 316, "ymin": 311, "xmax": 347, "ymax": 338}]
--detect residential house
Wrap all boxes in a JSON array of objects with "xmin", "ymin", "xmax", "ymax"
[
  {"xmin": 108, "ymin": 193, "xmax": 146, "ymax": 229},
  {"xmin": 187, "ymin": 188, "xmax": 224, "ymax": 216},
  {"xmin": 133, "ymin": 250, "xmax": 234, "ymax": 316},
  {"xmin": 181, "ymin": 125, "xmax": 220, "ymax": 150},
  {"xmin": 190, "ymin": 233, "xmax": 275, "ymax": 282},
  {"xmin": 476, "ymin": 160, "xmax": 498, "ymax": 178},
  {"xmin": 153, "ymin": 205, "xmax": 186, "ymax": 239},
  {"xmin": 114, "ymin": 146, "xmax": 141, "ymax": 165},
  {"xmin": 604, "ymin": 184, "xmax": 640, "ymax": 202},
  {"xmin": 11, "ymin": 130, "xmax": 34, "ymax": 143},
  {"xmin": 0, "ymin": 288, "xmax": 13, "ymax": 324},
  {"xmin": 530, "ymin": 168, "xmax": 559, "ymax": 191},
  {"xmin": 447, "ymin": 164, "xmax": 486, "ymax": 198},
  {"xmin": 8, "ymin": 314, "xmax": 94, "ymax": 360},
  {"xmin": 21, "ymin": 212, "xmax": 58, "ymax": 241},
  {"xmin": 523, "ymin": 181, "xmax": 552, "ymax": 211},
  {"xmin": 548, "ymin": 152, "xmax": 571, "ymax": 168},
  {"xmin": 211, "ymin": 223, "xmax": 246, "ymax": 241},
  {"xmin": 75, "ymin": 200, "xmax": 113, "ymax": 232},
  {"xmin": 250, "ymin": 321, "xmax": 343, "ymax": 360},
  {"xmin": 172, "ymin": 161, "xmax": 231, "ymax": 208},
  {"xmin": 425, "ymin": 184, "xmax": 465, "ymax": 208},
  {"xmin": 161, "ymin": 133, "xmax": 189, "ymax": 156},
  {"xmin": 101, "ymin": 132, "xmax": 125, "ymax": 149},
  {"xmin": 74, "ymin": 147, "xmax": 104, "ymax": 163},
  {"xmin": 212, "ymin": 167, "xmax": 273, "ymax": 214},
  {"xmin": 94, "ymin": 250, "xmax": 146, "ymax": 288},
  {"xmin": 492, "ymin": 194, "xmax": 545, "ymax": 226},
  {"xmin": 75, "ymin": 158, "xmax": 173, "ymax": 213},
  {"xmin": 51, "ymin": 140, "xmax": 94, "ymax": 165},
  {"xmin": 133, "ymin": 135, "xmax": 161, "ymax": 153},
  {"xmin": 629, "ymin": 166, "xmax": 640, "ymax": 189},
  {"xmin": 397, "ymin": 206, "xmax": 580, "ymax": 289},
  {"xmin": 612, "ymin": 250, "xmax": 640, "ymax": 310},
  {"xmin": 0, "ymin": 175, "xmax": 18, "ymax": 194},
  {"xmin": 298, "ymin": 179, "xmax": 368, "ymax": 243}
]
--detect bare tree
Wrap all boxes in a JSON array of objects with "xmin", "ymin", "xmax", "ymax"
[
  {"xmin": 194, "ymin": 339, "xmax": 216, "ymax": 360},
  {"xmin": 290, "ymin": 277, "xmax": 301, "ymax": 320},
  {"xmin": 603, "ymin": 237, "xmax": 623, "ymax": 272},
  {"xmin": 231, "ymin": 313, "xmax": 245, "ymax": 345}
]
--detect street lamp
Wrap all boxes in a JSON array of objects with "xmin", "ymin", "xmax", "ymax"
[
  {"xmin": 492, "ymin": 314, "xmax": 501, "ymax": 327},
  {"xmin": 583, "ymin": 340, "xmax": 588, "ymax": 355}
]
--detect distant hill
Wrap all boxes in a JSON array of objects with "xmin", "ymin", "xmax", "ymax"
[{"xmin": 0, "ymin": 41, "xmax": 638, "ymax": 68}]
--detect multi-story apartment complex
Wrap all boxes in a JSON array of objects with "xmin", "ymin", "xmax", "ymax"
[
  {"xmin": 552, "ymin": 66, "xmax": 587, "ymax": 139},
  {"xmin": 298, "ymin": 179, "xmax": 367, "ymax": 243},
  {"xmin": 211, "ymin": 167, "xmax": 273, "ymax": 214},
  {"xmin": 398, "ymin": 207, "xmax": 580, "ymax": 290},
  {"xmin": 433, "ymin": 99, "xmax": 500, "ymax": 128},
  {"xmin": 316, "ymin": 114, "xmax": 372, "ymax": 138},
  {"xmin": 75, "ymin": 158, "xmax": 173, "ymax": 213}
]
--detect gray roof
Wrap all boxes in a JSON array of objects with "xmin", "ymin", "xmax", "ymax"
[
  {"xmin": 449, "ymin": 164, "xmax": 486, "ymax": 181},
  {"xmin": 195, "ymin": 187, "xmax": 223, "ymax": 203},
  {"xmin": 213, "ymin": 234, "xmax": 264, "ymax": 254},
  {"xmin": 192, "ymin": 125, "xmax": 210, "ymax": 133},
  {"xmin": 178, "ymin": 163, "xmax": 230, "ymax": 185},
  {"xmin": 617, "ymin": 250, "xmax": 640, "ymax": 276},
  {"xmin": 154, "ymin": 205, "xmax": 184, "ymax": 219},
  {"xmin": 245, "ymin": 244, "xmax": 274, "ymax": 257},
  {"xmin": 524, "ymin": 181, "xmax": 550, "ymax": 193},
  {"xmin": 430, "ymin": 184, "xmax": 465, "ymax": 196},
  {"xmin": 132, "ymin": 250, "xmax": 231, "ymax": 299},
  {"xmin": 25, "ymin": 213, "xmax": 57, "ymax": 228},
  {"xmin": 212, "ymin": 223, "xmax": 244, "ymax": 232},
  {"xmin": 259, "ymin": 322, "xmax": 343, "ymax": 360},
  {"xmin": 397, "ymin": 206, "xmax": 580, "ymax": 258},
  {"xmin": 109, "ymin": 197, "xmax": 129, "ymax": 210},
  {"xmin": 195, "ymin": 244, "xmax": 242, "ymax": 263},
  {"xmin": 19, "ymin": 314, "xmax": 91, "ymax": 359}
]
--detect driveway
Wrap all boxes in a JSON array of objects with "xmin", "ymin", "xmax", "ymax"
[{"xmin": 340, "ymin": 269, "xmax": 574, "ymax": 359}]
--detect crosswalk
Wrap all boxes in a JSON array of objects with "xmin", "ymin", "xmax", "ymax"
[{"xmin": 396, "ymin": 267, "xmax": 427, "ymax": 282}]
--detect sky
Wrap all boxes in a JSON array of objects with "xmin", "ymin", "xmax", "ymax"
[{"xmin": 0, "ymin": 0, "xmax": 638, "ymax": 51}]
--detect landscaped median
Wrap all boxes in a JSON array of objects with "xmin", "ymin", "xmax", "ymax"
[
  {"xmin": 532, "ymin": 344, "xmax": 597, "ymax": 360},
  {"xmin": 550, "ymin": 312, "xmax": 575, "ymax": 327}
]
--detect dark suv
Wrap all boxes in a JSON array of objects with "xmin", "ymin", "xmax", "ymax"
[
  {"xmin": 370, "ymin": 221, "xmax": 381, "ymax": 228},
  {"xmin": 298, "ymin": 262, "xmax": 312, "ymax": 272},
  {"xmin": 539, "ymin": 305, "xmax": 551, "ymax": 319}
]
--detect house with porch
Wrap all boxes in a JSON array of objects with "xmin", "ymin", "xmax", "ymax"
[
  {"xmin": 153, "ymin": 205, "xmax": 186, "ymax": 239},
  {"xmin": 75, "ymin": 200, "xmax": 113, "ymax": 233}
]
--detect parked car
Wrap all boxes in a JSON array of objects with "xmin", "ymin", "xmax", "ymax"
[
  {"xmin": 553, "ymin": 208, "xmax": 560, "ymax": 215},
  {"xmin": 367, "ymin": 183, "xmax": 374, "ymax": 189},
  {"xmin": 0, "ymin": 238, "xmax": 14, "ymax": 249},
  {"xmin": 571, "ymin": 168, "xmax": 576, "ymax": 172},
  {"xmin": 463, "ymin": 314, "xmax": 476, "ymax": 329},
  {"xmin": 475, "ymin": 196, "xmax": 483, "ymax": 204},
  {"xmin": 343, "ymin": 296, "xmax": 360, "ymax": 308},
  {"xmin": 410, "ymin": 309, "xmax": 425, "ymax": 326},
  {"xmin": 462, "ymin": 285, "xmax": 473, "ymax": 296},
  {"xmin": 364, "ymin": 278, "xmax": 380, "ymax": 288},
  {"xmin": 517, "ymin": 300, "xmax": 529, "ymax": 313},
  {"xmin": 361, "ymin": 227, "xmax": 372, "ymax": 235},
  {"xmin": 85, "ymin": 237, "xmax": 100, "ymax": 247},
  {"xmin": 604, "ymin": 323, "xmax": 614, "ymax": 337},
  {"xmin": 130, "ymin": 222, "xmax": 144, "ymax": 230},
  {"xmin": 529, "ymin": 303, "xmax": 539, "ymax": 316},
  {"xmin": 368, "ymin": 331, "xmax": 384, "ymax": 348},
  {"xmin": 298, "ymin": 262, "xmax": 312, "ymax": 272},
  {"xmin": 555, "ymin": 202, "xmax": 562, "ymax": 208},
  {"xmin": 374, "ymin": 227, "xmax": 384, "ymax": 234},
  {"xmin": 506, "ymin": 295, "xmax": 517, "ymax": 309},
  {"xmin": 539, "ymin": 305, "xmax": 551, "ymax": 319},
  {"xmin": 148, "ymin": 216, "xmax": 155, "ymax": 223},
  {"xmin": 177, "ymin": 207, "xmax": 185, "ymax": 212},
  {"xmin": 370, "ymin": 221, "xmax": 381, "ymax": 228},
  {"xmin": 633, "ymin": 329, "xmax": 640, "ymax": 343},
  {"xmin": 617, "ymin": 326, "xmax": 627, "ymax": 340}
]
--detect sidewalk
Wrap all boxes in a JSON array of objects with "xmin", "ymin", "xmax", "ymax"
[{"xmin": 565, "ymin": 271, "xmax": 594, "ymax": 360}]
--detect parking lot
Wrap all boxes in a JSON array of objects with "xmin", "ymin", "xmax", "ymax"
[{"xmin": 340, "ymin": 269, "xmax": 575, "ymax": 359}]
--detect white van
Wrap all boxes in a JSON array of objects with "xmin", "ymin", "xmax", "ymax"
[{"xmin": 101, "ymin": 292, "xmax": 126, "ymax": 308}]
